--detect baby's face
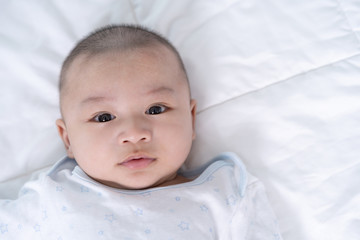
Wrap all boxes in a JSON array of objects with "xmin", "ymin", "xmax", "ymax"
[{"xmin": 56, "ymin": 46, "xmax": 196, "ymax": 189}]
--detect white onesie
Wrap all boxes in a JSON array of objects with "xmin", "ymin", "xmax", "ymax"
[{"xmin": 0, "ymin": 152, "xmax": 282, "ymax": 239}]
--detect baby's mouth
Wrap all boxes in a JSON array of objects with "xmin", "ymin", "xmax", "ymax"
[{"xmin": 119, "ymin": 156, "xmax": 156, "ymax": 169}]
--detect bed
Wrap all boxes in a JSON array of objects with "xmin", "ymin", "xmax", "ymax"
[{"xmin": 0, "ymin": 0, "xmax": 359, "ymax": 239}]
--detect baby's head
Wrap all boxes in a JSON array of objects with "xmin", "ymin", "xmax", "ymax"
[{"xmin": 56, "ymin": 25, "xmax": 197, "ymax": 190}]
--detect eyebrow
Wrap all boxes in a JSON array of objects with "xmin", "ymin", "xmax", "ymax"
[
  {"xmin": 80, "ymin": 96, "xmax": 116, "ymax": 106},
  {"xmin": 146, "ymin": 86, "xmax": 175, "ymax": 95}
]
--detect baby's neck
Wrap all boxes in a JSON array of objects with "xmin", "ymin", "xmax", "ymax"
[{"xmin": 156, "ymin": 174, "xmax": 191, "ymax": 188}]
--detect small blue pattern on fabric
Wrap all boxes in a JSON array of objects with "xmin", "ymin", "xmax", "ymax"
[{"xmin": 0, "ymin": 223, "xmax": 8, "ymax": 234}]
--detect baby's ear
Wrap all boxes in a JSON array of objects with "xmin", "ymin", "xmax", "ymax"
[
  {"xmin": 190, "ymin": 99, "xmax": 197, "ymax": 140},
  {"xmin": 55, "ymin": 119, "xmax": 74, "ymax": 158}
]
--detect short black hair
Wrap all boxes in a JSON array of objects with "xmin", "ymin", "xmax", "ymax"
[{"xmin": 59, "ymin": 24, "xmax": 188, "ymax": 94}]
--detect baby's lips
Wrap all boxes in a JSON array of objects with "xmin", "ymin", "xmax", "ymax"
[
  {"xmin": 119, "ymin": 156, "xmax": 156, "ymax": 169},
  {"xmin": 122, "ymin": 154, "xmax": 156, "ymax": 163}
]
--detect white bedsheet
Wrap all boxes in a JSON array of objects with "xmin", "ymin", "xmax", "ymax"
[{"xmin": 1, "ymin": 0, "xmax": 359, "ymax": 239}]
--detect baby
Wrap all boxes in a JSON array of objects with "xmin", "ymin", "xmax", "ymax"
[
  {"xmin": 0, "ymin": 24, "xmax": 282, "ymax": 239},
  {"xmin": 55, "ymin": 24, "xmax": 197, "ymax": 190}
]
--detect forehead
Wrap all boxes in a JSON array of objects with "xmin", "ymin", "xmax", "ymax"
[{"xmin": 61, "ymin": 46, "xmax": 189, "ymax": 105}]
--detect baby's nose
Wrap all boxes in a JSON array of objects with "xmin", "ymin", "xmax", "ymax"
[{"xmin": 117, "ymin": 118, "xmax": 152, "ymax": 144}]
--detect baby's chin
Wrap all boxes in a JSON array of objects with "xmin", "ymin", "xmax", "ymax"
[{"xmin": 92, "ymin": 176, "xmax": 170, "ymax": 190}]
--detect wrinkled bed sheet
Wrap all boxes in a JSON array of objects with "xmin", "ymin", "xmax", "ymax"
[{"xmin": 0, "ymin": 0, "xmax": 359, "ymax": 239}]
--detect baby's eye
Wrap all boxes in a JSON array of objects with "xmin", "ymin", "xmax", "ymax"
[
  {"xmin": 146, "ymin": 105, "xmax": 167, "ymax": 115},
  {"xmin": 93, "ymin": 113, "xmax": 116, "ymax": 122}
]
